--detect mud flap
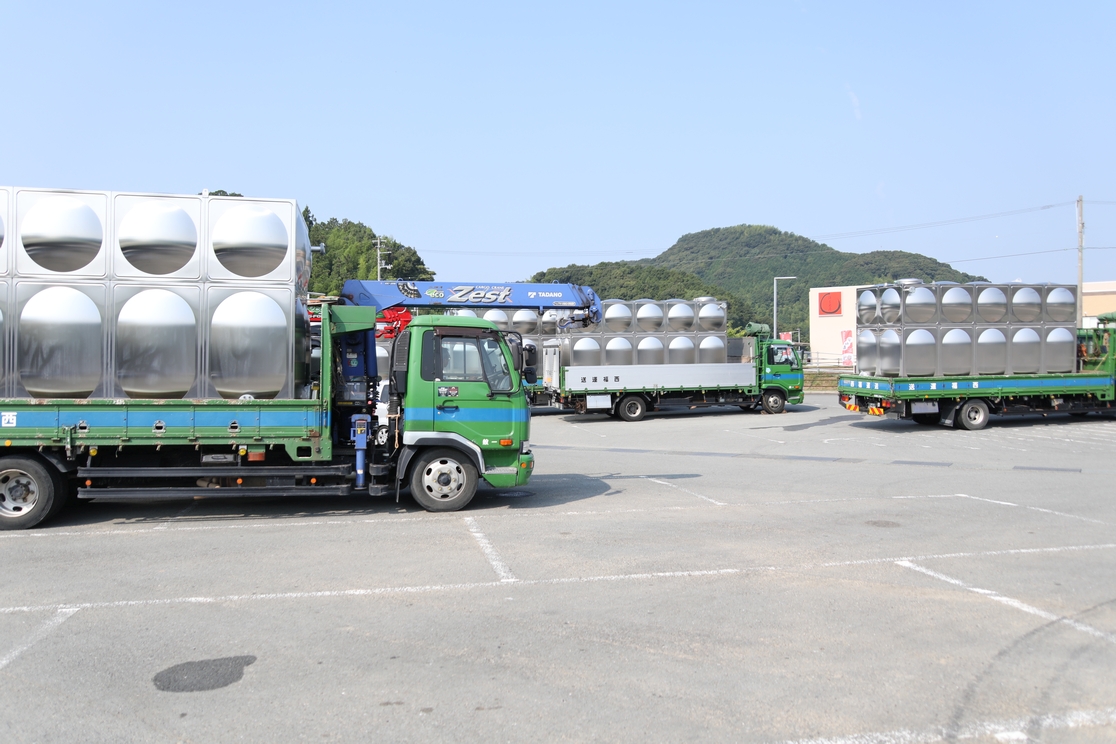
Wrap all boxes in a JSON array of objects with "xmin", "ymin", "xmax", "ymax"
[{"xmin": 940, "ymin": 400, "xmax": 960, "ymax": 427}]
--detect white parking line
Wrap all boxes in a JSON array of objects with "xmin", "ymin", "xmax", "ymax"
[
  {"xmin": 641, "ymin": 476, "xmax": 726, "ymax": 506},
  {"xmin": 897, "ymin": 560, "xmax": 1116, "ymax": 645},
  {"xmin": 2, "ymin": 544, "xmax": 1112, "ymax": 616},
  {"xmin": 0, "ymin": 608, "xmax": 80, "ymax": 670},
  {"xmin": 779, "ymin": 706, "xmax": 1116, "ymax": 744},
  {"xmin": 463, "ymin": 516, "xmax": 517, "ymax": 582}
]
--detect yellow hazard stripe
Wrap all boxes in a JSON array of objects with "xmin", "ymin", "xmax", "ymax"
[
  {"xmin": 844, "ymin": 402, "xmax": 860, "ymax": 412},
  {"xmin": 867, "ymin": 406, "xmax": 885, "ymax": 416}
]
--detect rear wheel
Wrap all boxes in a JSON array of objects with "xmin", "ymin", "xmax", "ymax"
[
  {"xmin": 0, "ymin": 457, "xmax": 63, "ymax": 530},
  {"xmin": 617, "ymin": 395, "xmax": 647, "ymax": 422},
  {"xmin": 761, "ymin": 389, "xmax": 786, "ymax": 414},
  {"xmin": 912, "ymin": 413, "xmax": 941, "ymax": 426},
  {"xmin": 957, "ymin": 399, "xmax": 990, "ymax": 431},
  {"xmin": 409, "ymin": 448, "xmax": 478, "ymax": 512}
]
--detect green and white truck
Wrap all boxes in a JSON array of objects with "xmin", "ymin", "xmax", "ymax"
[
  {"xmin": 0, "ymin": 305, "xmax": 536, "ymax": 529},
  {"xmin": 543, "ymin": 328, "xmax": 805, "ymax": 421},
  {"xmin": 839, "ymin": 321, "xmax": 1115, "ymax": 430}
]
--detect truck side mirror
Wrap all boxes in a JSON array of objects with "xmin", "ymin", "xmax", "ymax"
[
  {"xmin": 524, "ymin": 343, "xmax": 537, "ymax": 368},
  {"xmin": 522, "ymin": 367, "xmax": 537, "ymax": 385}
]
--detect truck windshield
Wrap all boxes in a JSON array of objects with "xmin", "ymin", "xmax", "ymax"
[{"xmin": 436, "ymin": 336, "xmax": 513, "ymax": 392}]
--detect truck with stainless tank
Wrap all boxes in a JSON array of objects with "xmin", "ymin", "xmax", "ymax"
[
  {"xmin": 838, "ymin": 280, "xmax": 1115, "ymax": 430},
  {"xmin": 0, "ymin": 187, "xmax": 534, "ymax": 529},
  {"xmin": 542, "ymin": 298, "xmax": 805, "ymax": 421}
]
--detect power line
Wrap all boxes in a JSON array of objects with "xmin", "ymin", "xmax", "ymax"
[
  {"xmin": 810, "ymin": 202, "xmax": 1074, "ymax": 241},
  {"xmin": 943, "ymin": 246, "xmax": 1116, "ymax": 264}
]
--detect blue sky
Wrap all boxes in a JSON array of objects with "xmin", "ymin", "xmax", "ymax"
[{"xmin": 3, "ymin": 1, "xmax": 1115, "ymax": 285}]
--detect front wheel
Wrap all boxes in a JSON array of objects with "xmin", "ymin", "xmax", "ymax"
[
  {"xmin": 957, "ymin": 399, "xmax": 990, "ymax": 431},
  {"xmin": 0, "ymin": 456, "xmax": 63, "ymax": 530},
  {"xmin": 409, "ymin": 448, "xmax": 478, "ymax": 512},
  {"xmin": 617, "ymin": 395, "xmax": 647, "ymax": 422},
  {"xmin": 761, "ymin": 389, "xmax": 786, "ymax": 414}
]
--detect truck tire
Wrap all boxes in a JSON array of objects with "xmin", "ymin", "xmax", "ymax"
[
  {"xmin": 617, "ymin": 395, "xmax": 647, "ymax": 422},
  {"xmin": 409, "ymin": 448, "xmax": 478, "ymax": 512},
  {"xmin": 374, "ymin": 425, "xmax": 390, "ymax": 447},
  {"xmin": 912, "ymin": 413, "xmax": 941, "ymax": 425},
  {"xmin": 761, "ymin": 389, "xmax": 786, "ymax": 414},
  {"xmin": 957, "ymin": 399, "xmax": 990, "ymax": 431},
  {"xmin": 0, "ymin": 456, "xmax": 63, "ymax": 530}
]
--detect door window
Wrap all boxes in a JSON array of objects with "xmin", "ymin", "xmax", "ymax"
[
  {"xmin": 435, "ymin": 335, "xmax": 514, "ymax": 393},
  {"xmin": 767, "ymin": 345, "xmax": 797, "ymax": 367}
]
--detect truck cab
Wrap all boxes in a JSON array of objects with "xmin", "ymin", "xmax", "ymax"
[
  {"xmin": 757, "ymin": 340, "xmax": 805, "ymax": 413},
  {"xmin": 383, "ymin": 315, "xmax": 534, "ymax": 511}
]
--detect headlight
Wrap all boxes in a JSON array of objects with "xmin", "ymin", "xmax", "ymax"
[{"xmin": 520, "ymin": 440, "xmax": 530, "ymax": 454}]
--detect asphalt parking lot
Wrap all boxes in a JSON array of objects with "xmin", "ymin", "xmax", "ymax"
[{"xmin": 2, "ymin": 393, "xmax": 1114, "ymax": 742}]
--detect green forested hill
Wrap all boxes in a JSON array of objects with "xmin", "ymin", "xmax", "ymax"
[
  {"xmin": 304, "ymin": 208, "xmax": 435, "ymax": 295},
  {"xmin": 534, "ymin": 225, "xmax": 984, "ymax": 337},
  {"xmin": 650, "ymin": 225, "xmax": 984, "ymax": 333},
  {"xmin": 528, "ymin": 261, "xmax": 754, "ymax": 329}
]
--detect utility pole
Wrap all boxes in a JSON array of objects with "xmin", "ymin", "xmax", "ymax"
[
  {"xmin": 1077, "ymin": 195, "xmax": 1084, "ymax": 327},
  {"xmin": 374, "ymin": 237, "xmax": 391, "ymax": 281},
  {"xmin": 773, "ymin": 276, "xmax": 796, "ymax": 339}
]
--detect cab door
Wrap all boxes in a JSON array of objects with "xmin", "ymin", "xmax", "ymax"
[{"xmin": 431, "ymin": 331, "xmax": 517, "ymax": 449}]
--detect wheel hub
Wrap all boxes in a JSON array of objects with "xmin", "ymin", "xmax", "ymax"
[
  {"xmin": 0, "ymin": 470, "xmax": 39, "ymax": 518},
  {"xmin": 422, "ymin": 460, "xmax": 464, "ymax": 500}
]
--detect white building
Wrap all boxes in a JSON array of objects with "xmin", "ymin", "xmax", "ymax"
[{"xmin": 807, "ymin": 285, "xmax": 858, "ymax": 369}]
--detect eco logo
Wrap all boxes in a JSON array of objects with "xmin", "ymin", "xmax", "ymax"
[{"xmin": 425, "ymin": 287, "xmax": 445, "ymax": 299}]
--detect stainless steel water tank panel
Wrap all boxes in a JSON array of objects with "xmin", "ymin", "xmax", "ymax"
[
  {"xmin": 294, "ymin": 300, "xmax": 311, "ymax": 389},
  {"xmin": 895, "ymin": 278, "xmax": 923, "ymax": 287},
  {"xmin": 903, "ymin": 285, "xmax": 938, "ymax": 323},
  {"xmin": 512, "ymin": 309, "xmax": 538, "ymax": 334},
  {"xmin": 571, "ymin": 337, "xmax": 601, "ymax": 366},
  {"xmin": 482, "ymin": 309, "xmax": 510, "ymax": 330},
  {"xmin": 939, "ymin": 328, "xmax": 972, "ymax": 376},
  {"xmin": 540, "ymin": 309, "xmax": 561, "ymax": 333},
  {"xmin": 117, "ymin": 200, "xmax": 198, "ymax": 275},
  {"xmin": 1009, "ymin": 327, "xmax": 1041, "ymax": 373},
  {"xmin": 635, "ymin": 302, "xmax": 664, "ymax": 331},
  {"xmin": 975, "ymin": 328, "xmax": 1007, "ymax": 375},
  {"xmin": 698, "ymin": 336, "xmax": 726, "ymax": 364},
  {"xmin": 693, "ymin": 296, "xmax": 716, "ymax": 302},
  {"xmin": 878, "ymin": 329, "xmax": 901, "ymax": 376},
  {"xmin": 856, "ymin": 330, "xmax": 878, "ymax": 376},
  {"xmin": 19, "ymin": 286, "xmax": 103, "ymax": 397},
  {"xmin": 1010, "ymin": 286, "xmax": 1042, "ymax": 322},
  {"xmin": 604, "ymin": 337, "xmax": 634, "ymax": 365},
  {"xmin": 20, "ymin": 195, "xmax": 103, "ymax": 272},
  {"xmin": 211, "ymin": 204, "xmax": 288, "ymax": 278},
  {"xmin": 879, "ymin": 288, "xmax": 902, "ymax": 324},
  {"xmin": 903, "ymin": 328, "xmax": 937, "ymax": 376},
  {"xmin": 976, "ymin": 286, "xmax": 1007, "ymax": 322},
  {"xmin": 209, "ymin": 291, "xmax": 289, "ymax": 399},
  {"xmin": 1045, "ymin": 287, "xmax": 1076, "ymax": 323},
  {"xmin": 636, "ymin": 336, "xmax": 665, "ymax": 364},
  {"xmin": 697, "ymin": 303, "xmax": 726, "ymax": 331},
  {"xmin": 115, "ymin": 289, "xmax": 197, "ymax": 398},
  {"xmin": 666, "ymin": 302, "xmax": 695, "ymax": 331},
  {"xmin": 603, "ymin": 302, "xmax": 632, "ymax": 332},
  {"xmin": 451, "ymin": 308, "xmax": 478, "ymax": 318},
  {"xmin": 1044, "ymin": 327, "xmax": 1075, "ymax": 373},
  {"xmin": 667, "ymin": 336, "xmax": 696, "ymax": 364},
  {"xmin": 857, "ymin": 290, "xmax": 879, "ymax": 325},
  {"xmin": 940, "ymin": 286, "xmax": 973, "ymax": 323}
]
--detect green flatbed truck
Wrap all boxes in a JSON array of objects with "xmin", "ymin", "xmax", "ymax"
[
  {"xmin": 838, "ymin": 325, "xmax": 1115, "ymax": 430},
  {"xmin": 0, "ymin": 305, "xmax": 535, "ymax": 530}
]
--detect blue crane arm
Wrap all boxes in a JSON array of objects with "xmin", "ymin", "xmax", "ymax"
[{"xmin": 341, "ymin": 280, "xmax": 602, "ymax": 326}]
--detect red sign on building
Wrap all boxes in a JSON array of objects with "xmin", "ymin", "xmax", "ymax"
[{"xmin": 818, "ymin": 292, "xmax": 842, "ymax": 316}]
